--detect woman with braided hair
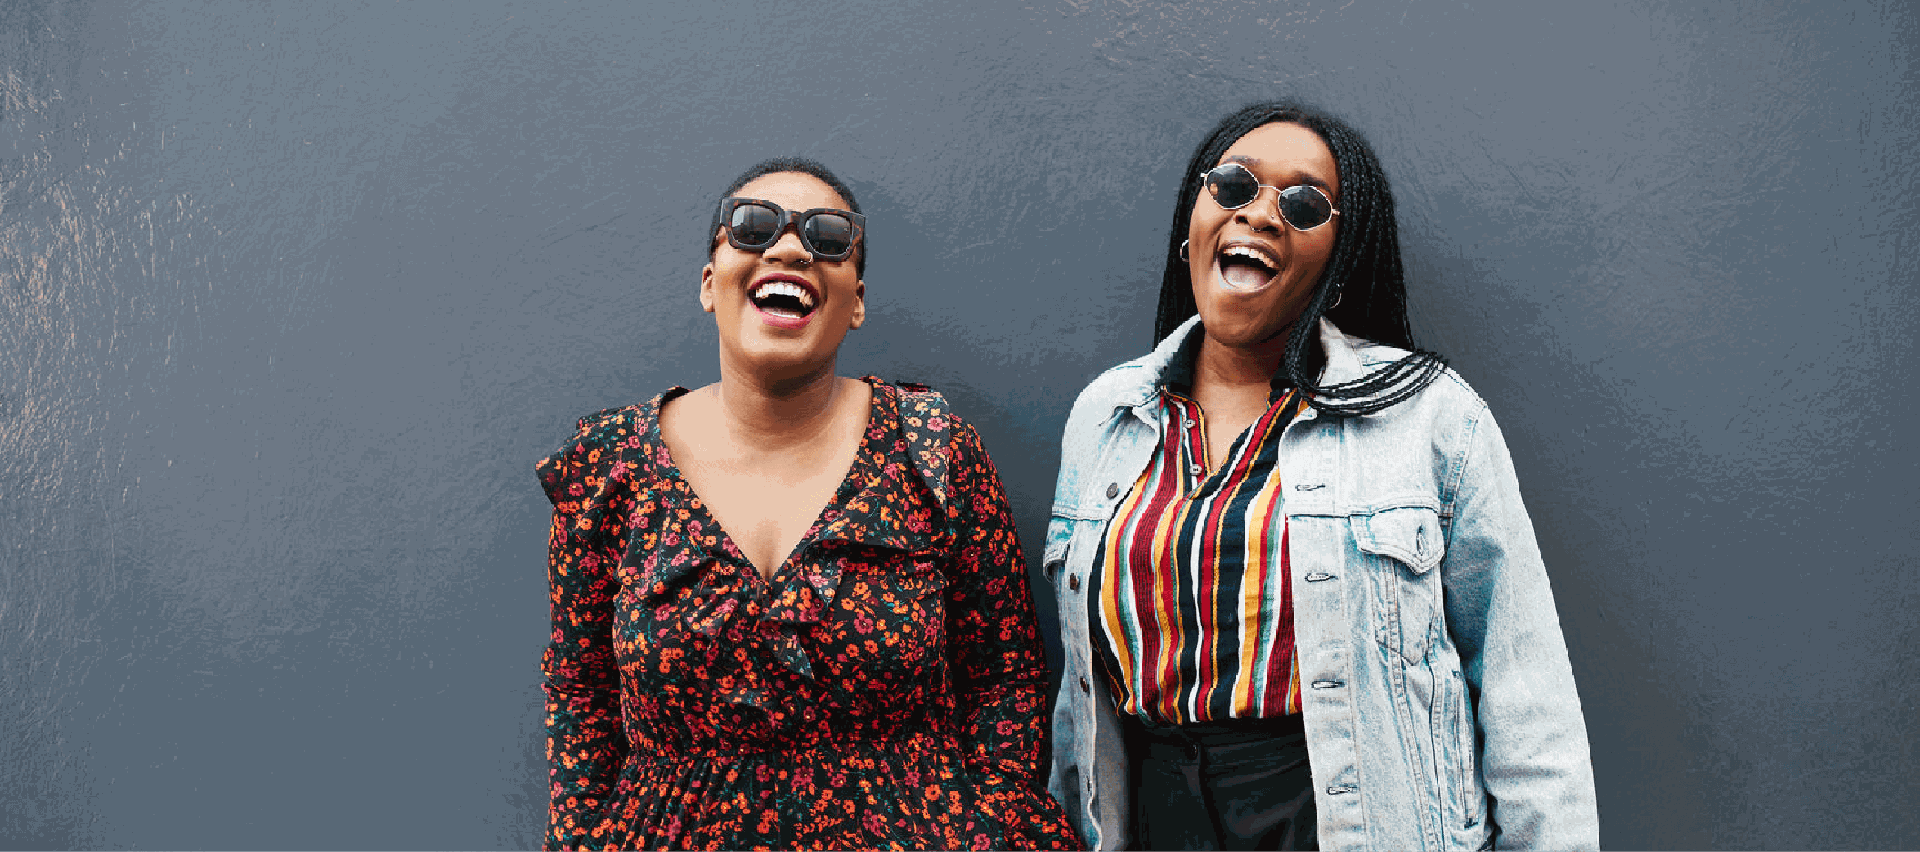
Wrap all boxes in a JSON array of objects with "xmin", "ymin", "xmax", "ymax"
[{"xmin": 1044, "ymin": 103, "xmax": 1598, "ymax": 850}]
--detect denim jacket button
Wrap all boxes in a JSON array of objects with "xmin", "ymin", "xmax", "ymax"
[
  {"xmin": 1105, "ymin": 483, "xmax": 1120, "ymax": 499},
  {"xmin": 1079, "ymin": 676, "xmax": 1091, "ymax": 693},
  {"xmin": 1306, "ymin": 571, "xmax": 1335, "ymax": 582},
  {"xmin": 1069, "ymin": 574, "xmax": 1081, "ymax": 591},
  {"xmin": 1311, "ymin": 679, "xmax": 1345, "ymax": 689}
]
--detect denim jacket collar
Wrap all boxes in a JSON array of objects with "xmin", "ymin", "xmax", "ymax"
[{"xmin": 1112, "ymin": 314, "xmax": 1383, "ymax": 414}]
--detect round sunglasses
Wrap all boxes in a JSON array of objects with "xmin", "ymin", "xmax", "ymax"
[
  {"xmin": 1201, "ymin": 163, "xmax": 1341, "ymax": 232},
  {"xmin": 712, "ymin": 197, "xmax": 865, "ymax": 262}
]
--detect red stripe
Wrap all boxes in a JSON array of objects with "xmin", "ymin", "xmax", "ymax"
[
  {"xmin": 1130, "ymin": 407, "xmax": 1185, "ymax": 717},
  {"xmin": 1092, "ymin": 390, "xmax": 1304, "ymax": 722},
  {"xmin": 1190, "ymin": 404, "xmax": 1222, "ymax": 720}
]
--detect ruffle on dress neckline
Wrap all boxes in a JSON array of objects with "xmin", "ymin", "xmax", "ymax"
[{"xmin": 617, "ymin": 378, "xmax": 954, "ymax": 683}]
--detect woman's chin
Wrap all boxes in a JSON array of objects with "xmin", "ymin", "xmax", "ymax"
[
  {"xmin": 725, "ymin": 334, "xmax": 841, "ymax": 384},
  {"xmin": 1197, "ymin": 307, "xmax": 1299, "ymax": 353}
]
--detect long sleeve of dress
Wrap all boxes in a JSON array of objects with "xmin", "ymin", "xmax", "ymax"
[
  {"xmin": 941, "ymin": 419, "xmax": 1085, "ymax": 849},
  {"xmin": 537, "ymin": 410, "xmax": 634, "ymax": 851}
]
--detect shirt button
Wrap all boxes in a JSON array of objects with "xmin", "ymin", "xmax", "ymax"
[
  {"xmin": 1188, "ymin": 463, "xmax": 1202, "ymax": 477},
  {"xmin": 1069, "ymin": 574, "xmax": 1081, "ymax": 591},
  {"xmin": 1105, "ymin": 483, "xmax": 1119, "ymax": 499}
]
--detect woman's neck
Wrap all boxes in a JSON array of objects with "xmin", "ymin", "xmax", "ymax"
[
  {"xmin": 712, "ymin": 360, "xmax": 847, "ymax": 450},
  {"xmin": 1195, "ymin": 327, "xmax": 1291, "ymax": 392}
]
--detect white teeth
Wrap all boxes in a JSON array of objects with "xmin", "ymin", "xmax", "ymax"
[
  {"xmin": 750, "ymin": 281, "xmax": 815, "ymax": 309},
  {"xmin": 1222, "ymin": 245, "xmax": 1278, "ymax": 268}
]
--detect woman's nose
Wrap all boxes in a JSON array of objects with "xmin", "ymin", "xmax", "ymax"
[
  {"xmin": 762, "ymin": 228, "xmax": 813, "ymax": 264},
  {"xmin": 1233, "ymin": 189, "xmax": 1286, "ymax": 232}
]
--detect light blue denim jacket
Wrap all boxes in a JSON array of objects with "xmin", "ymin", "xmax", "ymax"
[{"xmin": 1045, "ymin": 316, "xmax": 1598, "ymax": 851}]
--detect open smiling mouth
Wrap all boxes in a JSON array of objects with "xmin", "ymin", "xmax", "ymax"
[
  {"xmin": 1217, "ymin": 244, "xmax": 1280, "ymax": 291},
  {"xmin": 749, "ymin": 280, "xmax": 817, "ymax": 319}
]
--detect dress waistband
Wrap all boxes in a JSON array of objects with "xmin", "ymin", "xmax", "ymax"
[{"xmin": 628, "ymin": 726, "xmax": 953, "ymax": 762}]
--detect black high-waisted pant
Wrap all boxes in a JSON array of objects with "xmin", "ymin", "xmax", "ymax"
[{"xmin": 1125, "ymin": 713, "xmax": 1318, "ymax": 851}]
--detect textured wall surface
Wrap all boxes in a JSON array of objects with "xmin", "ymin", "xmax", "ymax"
[{"xmin": 2, "ymin": 1, "xmax": 1915, "ymax": 848}]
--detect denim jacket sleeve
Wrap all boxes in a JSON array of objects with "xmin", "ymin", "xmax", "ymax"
[
  {"xmin": 1440, "ymin": 400, "xmax": 1599, "ymax": 850},
  {"xmin": 1044, "ymin": 364, "xmax": 1157, "ymax": 851}
]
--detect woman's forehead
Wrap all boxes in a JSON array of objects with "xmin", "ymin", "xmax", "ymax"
[
  {"xmin": 1220, "ymin": 123, "xmax": 1339, "ymax": 191},
  {"xmin": 735, "ymin": 171, "xmax": 848, "ymax": 209}
]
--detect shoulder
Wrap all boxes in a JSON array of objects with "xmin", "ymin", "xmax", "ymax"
[
  {"xmin": 534, "ymin": 398, "xmax": 656, "ymax": 507},
  {"xmin": 869, "ymin": 377, "xmax": 997, "ymax": 509},
  {"xmin": 879, "ymin": 376, "xmax": 985, "ymax": 452},
  {"xmin": 1063, "ymin": 354, "xmax": 1158, "ymax": 434},
  {"xmin": 543, "ymin": 402, "xmax": 648, "ymax": 463},
  {"xmin": 1345, "ymin": 338, "xmax": 1492, "ymax": 421},
  {"xmin": 1338, "ymin": 345, "xmax": 1506, "ymax": 472}
]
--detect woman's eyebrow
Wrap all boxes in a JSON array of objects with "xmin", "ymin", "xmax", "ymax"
[{"xmin": 1221, "ymin": 154, "xmax": 1335, "ymax": 194}]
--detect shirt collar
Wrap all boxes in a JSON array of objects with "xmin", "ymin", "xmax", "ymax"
[{"xmin": 1122, "ymin": 314, "xmax": 1372, "ymax": 410}]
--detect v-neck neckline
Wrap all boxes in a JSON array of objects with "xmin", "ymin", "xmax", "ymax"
[{"xmin": 649, "ymin": 379, "xmax": 884, "ymax": 590}]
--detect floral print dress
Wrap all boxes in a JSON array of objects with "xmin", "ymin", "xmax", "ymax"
[{"xmin": 537, "ymin": 377, "xmax": 1084, "ymax": 851}]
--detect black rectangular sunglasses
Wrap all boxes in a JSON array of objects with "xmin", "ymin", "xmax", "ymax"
[{"xmin": 712, "ymin": 197, "xmax": 865, "ymax": 262}]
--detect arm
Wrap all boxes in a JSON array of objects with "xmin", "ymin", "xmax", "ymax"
[
  {"xmin": 536, "ymin": 419, "xmax": 630, "ymax": 851},
  {"xmin": 943, "ymin": 419, "xmax": 1079, "ymax": 845},
  {"xmin": 1441, "ymin": 406, "xmax": 1599, "ymax": 850}
]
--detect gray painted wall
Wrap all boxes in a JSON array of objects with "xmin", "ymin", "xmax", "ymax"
[{"xmin": 3, "ymin": 1, "xmax": 1914, "ymax": 848}]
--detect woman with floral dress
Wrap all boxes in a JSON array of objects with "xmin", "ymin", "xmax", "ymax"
[{"xmin": 537, "ymin": 157, "xmax": 1083, "ymax": 851}]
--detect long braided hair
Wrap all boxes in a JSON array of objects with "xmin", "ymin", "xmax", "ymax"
[{"xmin": 1153, "ymin": 101, "xmax": 1445, "ymax": 416}]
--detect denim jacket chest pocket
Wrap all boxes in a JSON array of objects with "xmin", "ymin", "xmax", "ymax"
[{"xmin": 1349, "ymin": 505, "xmax": 1447, "ymax": 667}]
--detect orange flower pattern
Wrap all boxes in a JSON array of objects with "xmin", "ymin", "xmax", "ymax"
[{"xmin": 537, "ymin": 378, "xmax": 1084, "ymax": 851}]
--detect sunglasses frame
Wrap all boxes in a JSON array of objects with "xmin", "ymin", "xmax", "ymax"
[
  {"xmin": 1199, "ymin": 163, "xmax": 1342, "ymax": 232},
  {"xmin": 712, "ymin": 197, "xmax": 866, "ymax": 262}
]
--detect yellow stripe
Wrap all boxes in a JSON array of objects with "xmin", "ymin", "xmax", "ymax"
[
  {"xmin": 1099, "ymin": 391, "xmax": 1307, "ymax": 722},
  {"xmin": 1098, "ymin": 462, "xmax": 1151, "ymax": 714},
  {"xmin": 1221, "ymin": 397, "xmax": 1283, "ymax": 718},
  {"xmin": 1235, "ymin": 461, "xmax": 1285, "ymax": 716}
]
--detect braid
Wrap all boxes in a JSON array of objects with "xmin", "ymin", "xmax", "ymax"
[{"xmin": 1154, "ymin": 101, "xmax": 1445, "ymax": 416}]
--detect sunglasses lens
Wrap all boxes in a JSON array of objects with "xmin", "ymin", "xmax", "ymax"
[
  {"xmin": 729, "ymin": 203, "xmax": 782, "ymax": 247},
  {"xmin": 803, "ymin": 213, "xmax": 855, "ymax": 258},
  {"xmin": 1206, "ymin": 164, "xmax": 1260, "ymax": 209},
  {"xmin": 1277, "ymin": 186, "xmax": 1334, "ymax": 230}
]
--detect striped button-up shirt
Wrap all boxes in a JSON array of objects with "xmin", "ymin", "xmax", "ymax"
[{"xmin": 1088, "ymin": 383, "xmax": 1309, "ymax": 723}]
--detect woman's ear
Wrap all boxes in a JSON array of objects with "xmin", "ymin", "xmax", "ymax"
[
  {"xmin": 849, "ymin": 280, "xmax": 865, "ymax": 329},
  {"xmin": 699, "ymin": 263, "xmax": 716, "ymax": 313}
]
